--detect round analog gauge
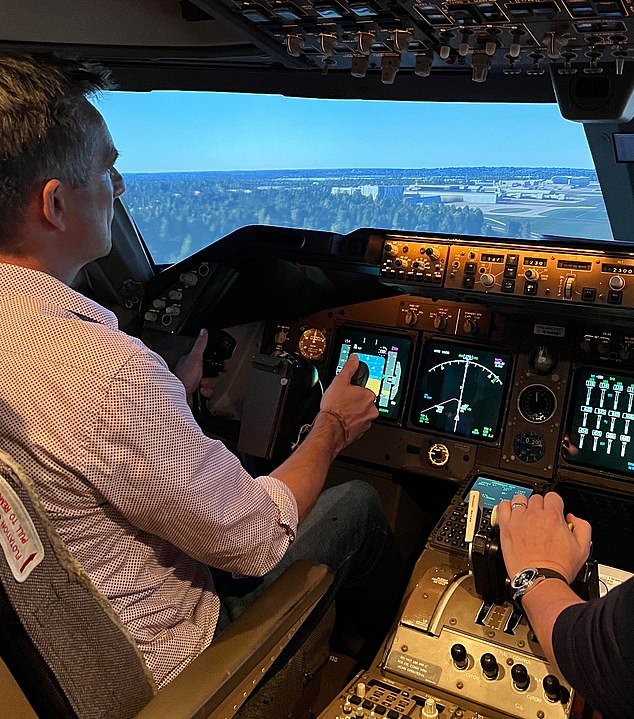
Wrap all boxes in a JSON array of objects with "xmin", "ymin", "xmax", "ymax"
[
  {"xmin": 298, "ymin": 328, "xmax": 327, "ymax": 361},
  {"xmin": 518, "ymin": 384, "xmax": 557, "ymax": 423},
  {"xmin": 513, "ymin": 431, "xmax": 546, "ymax": 463},
  {"xmin": 529, "ymin": 345, "xmax": 559, "ymax": 375},
  {"xmin": 428, "ymin": 443, "xmax": 450, "ymax": 467}
]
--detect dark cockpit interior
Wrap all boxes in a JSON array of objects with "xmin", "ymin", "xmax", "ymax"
[{"xmin": 2, "ymin": 1, "xmax": 634, "ymax": 717}]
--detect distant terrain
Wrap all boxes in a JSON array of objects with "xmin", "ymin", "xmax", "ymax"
[{"xmin": 121, "ymin": 167, "xmax": 612, "ymax": 264}]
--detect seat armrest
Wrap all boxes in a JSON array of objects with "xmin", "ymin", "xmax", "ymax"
[{"xmin": 135, "ymin": 560, "xmax": 333, "ymax": 719}]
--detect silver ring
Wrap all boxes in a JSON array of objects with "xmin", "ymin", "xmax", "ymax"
[{"xmin": 511, "ymin": 501, "xmax": 528, "ymax": 510}]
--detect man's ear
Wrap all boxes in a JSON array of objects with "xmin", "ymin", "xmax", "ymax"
[{"xmin": 41, "ymin": 179, "xmax": 66, "ymax": 232}]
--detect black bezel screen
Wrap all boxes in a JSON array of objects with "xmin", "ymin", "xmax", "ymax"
[
  {"xmin": 410, "ymin": 340, "xmax": 512, "ymax": 441},
  {"xmin": 566, "ymin": 368, "xmax": 634, "ymax": 477},
  {"xmin": 332, "ymin": 326, "xmax": 412, "ymax": 421},
  {"xmin": 464, "ymin": 476, "xmax": 533, "ymax": 509}
]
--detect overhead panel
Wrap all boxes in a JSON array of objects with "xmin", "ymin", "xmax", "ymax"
[{"xmin": 202, "ymin": 0, "xmax": 634, "ymax": 85}]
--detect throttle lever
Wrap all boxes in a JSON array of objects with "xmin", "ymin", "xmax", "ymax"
[{"xmin": 351, "ymin": 360, "xmax": 369, "ymax": 388}]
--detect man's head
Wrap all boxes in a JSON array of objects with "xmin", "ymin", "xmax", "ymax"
[{"xmin": 0, "ymin": 54, "xmax": 124, "ymax": 280}]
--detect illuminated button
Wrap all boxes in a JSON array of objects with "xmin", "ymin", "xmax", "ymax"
[
  {"xmin": 503, "ymin": 265, "xmax": 517, "ymax": 278},
  {"xmin": 582, "ymin": 287, "xmax": 596, "ymax": 301},
  {"xmin": 144, "ymin": 310, "xmax": 159, "ymax": 322},
  {"xmin": 524, "ymin": 281, "xmax": 538, "ymax": 295},
  {"xmin": 152, "ymin": 298, "xmax": 166, "ymax": 309},
  {"xmin": 165, "ymin": 305, "xmax": 181, "ymax": 316},
  {"xmin": 168, "ymin": 290, "xmax": 183, "ymax": 301},
  {"xmin": 463, "ymin": 276, "xmax": 475, "ymax": 289},
  {"xmin": 608, "ymin": 290, "xmax": 623, "ymax": 305},
  {"xmin": 465, "ymin": 262, "xmax": 477, "ymax": 274},
  {"xmin": 502, "ymin": 279, "xmax": 515, "ymax": 293},
  {"xmin": 506, "ymin": 254, "xmax": 519, "ymax": 266}
]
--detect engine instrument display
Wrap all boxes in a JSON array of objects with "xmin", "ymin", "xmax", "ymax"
[
  {"xmin": 410, "ymin": 340, "xmax": 512, "ymax": 441},
  {"xmin": 332, "ymin": 326, "xmax": 412, "ymax": 421},
  {"xmin": 566, "ymin": 368, "xmax": 634, "ymax": 477}
]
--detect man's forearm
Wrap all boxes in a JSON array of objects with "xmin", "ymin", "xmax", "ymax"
[
  {"xmin": 521, "ymin": 579, "xmax": 585, "ymax": 669},
  {"xmin": 271, "ymin": 412, "xmax": 345, "ymax": 521}
]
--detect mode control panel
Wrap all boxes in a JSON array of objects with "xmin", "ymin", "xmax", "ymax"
[
  {"xmin": 446, "ymin": 245, "xmax": 634, "ymax": 307},
  {"xmin": 379, "ymin": 236, "xmax": 634, "ymax": 310}
]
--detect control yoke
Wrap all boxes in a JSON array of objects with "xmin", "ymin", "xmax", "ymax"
[{"xmin": 465, "ymin": 490, "xmax": 599, "ymax": 606}]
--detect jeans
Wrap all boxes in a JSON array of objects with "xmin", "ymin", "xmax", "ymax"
[{"xmin": 213, "ymin": 479, "xmax": 405, "ymax": 662}]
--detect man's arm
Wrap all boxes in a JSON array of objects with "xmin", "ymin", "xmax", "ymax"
[
  {"xmin": 271, "ymin": 353, "xmax": 378, "ymax": 520},
  {"xmin": 497, "ymin": 492, "xmax": 592, "ymax": 669}
]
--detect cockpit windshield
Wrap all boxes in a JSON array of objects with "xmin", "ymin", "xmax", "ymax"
[{"xmin": 98, "ymin": 91, "xmax": 613, "ymax": 264}]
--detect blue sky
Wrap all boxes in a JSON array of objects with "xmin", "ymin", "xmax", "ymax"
[{"xmin": 96, "ymin": 91, "xmax": 595, "ymax": 173}]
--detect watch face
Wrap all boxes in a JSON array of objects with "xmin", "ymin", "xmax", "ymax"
[{"xmin": 511, "ymin": 568, "xmax": 538, "ymax": 590}]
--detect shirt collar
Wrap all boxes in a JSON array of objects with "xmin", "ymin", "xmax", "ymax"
[{"xmin": 0, "ymin": 262, "xmax": 119, "ymax": 330}]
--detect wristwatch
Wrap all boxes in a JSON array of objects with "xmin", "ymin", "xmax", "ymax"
[{"xmin": 510, "ymin": 567, "xmax": 569, "ymax": 604}]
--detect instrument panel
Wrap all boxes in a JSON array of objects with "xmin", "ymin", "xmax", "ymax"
[{"xmin": 266, "ymin": 285, "xmax": 634, "ymax": 493}]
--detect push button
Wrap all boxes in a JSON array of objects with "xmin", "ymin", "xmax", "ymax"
[
  {"xmin": 608, "ymin": 290, "xmax": 623, "ymax": 305},
  {"xmin": 465, "ymin": 262, "xmax": 477, "ymax": 274},
  {"xmin": 523, "ymin": 281, "xmax": 538, "ymax": 295},
  {"xmin": 502, "ymin": 279, "xmax": 515, "ymax": 293},
  {"xmin": 506, "ymin": 254, "xmax": 519, "ymax": 266},
  {"xmin": 503, "ymin": 265, "xmax": 517, "ymax": 279},
  {"xmin": 582, "ymin": 287, "xmax": 596, "ymax": 302}
]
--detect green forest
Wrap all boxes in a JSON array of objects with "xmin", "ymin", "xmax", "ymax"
[{"xmin": 122, "ymin": 167, "xmax": 598, "ymax": 263}]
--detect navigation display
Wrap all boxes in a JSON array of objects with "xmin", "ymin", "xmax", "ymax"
[
  {"xmin": 410, "ymin": 340, "xmax": 512, "ymax": 441},
  {"xmin": 566, "ymin": 368, "xmax": 634, "ymax": 476},
  {"xmin": 332, "ymin": 327, "xmax": 412, "ymax": 421},
  {"xmin": 465, "ymin": 476, "xmax": 533, "ymax": 509}
]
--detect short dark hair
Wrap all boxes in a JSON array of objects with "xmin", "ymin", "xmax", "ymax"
[{"xmin": 0, "ymin": 54, "xmax": 114, "ymax": 247}]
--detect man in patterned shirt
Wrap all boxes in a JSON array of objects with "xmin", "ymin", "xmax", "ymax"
[{"xmin": 0, "ymin": 54, "xmax": 403, "ymax": 687}]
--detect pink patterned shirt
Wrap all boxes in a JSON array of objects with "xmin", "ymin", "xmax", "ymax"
[{"xmin": 0, "ymin": 262, "xmax": 298, "ymax": 687}]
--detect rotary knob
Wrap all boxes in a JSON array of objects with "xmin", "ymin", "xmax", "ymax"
[
  {"xmin": 524, "ymin": 268, "xmax": 539, "ymax": 282},
  {"xmin": 433, "ymin": 315, "xmax": 447, "ymax": 331},
  {"xmin": 404, "ymin": 309, "xmax": 418, "ymax": 326},
  {"xmin": 425, "ymin": 246, "xmax": 440, "ymax": 261},
  {"xmin": 463, "ymin": 318, "xmax": 478, "ymax": 335},
  {"xmin": 563, "ymin": 275, "xmax": 575, "ymax": 299},
  {"xmin": 480, "ymin": 273, "xmax": 495, "ymax": 288},
  {"xmin": 609, "ymin": 274, "xmax": 626, "ymax": 291}
]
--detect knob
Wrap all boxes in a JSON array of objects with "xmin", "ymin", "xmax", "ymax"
[
  {"xmin": 356, "ymin": 682, "xmax": 366, "ymax": 699},
  {"xmin": 165, "ymin": 305, "xmax": 181, "ymax": 316},
  {"xmin": 543, "ymin": 674, "xmax": 561, "ymax": 702},
  {"xmin": 463, "ymin": 318, "xmax": 478, "ymax": 335},
  {"xmin": 179, "ymin": 271, "xmax": 198, "ymax": 287},
  {"xmin": 152, "ymin": 298, "xmax": 166, "ymax": 309},
  {"xmin": 351, "ymin": 55, "xmax": 369, "ymax": 78},
  {"xmin": 425, "ymin": 246, "xmax": 440, "ymax": 261},
  {"xmin": 421, "ymin": 698, "xmax": 439, "ymax": 718},
  {"xmin": 472, "ymin": 53, "xmax": 492, "ymax": 83},
  {"xmin": 381, "ymin": 54, "xmax": 400, "ymax": 84},
  {"xmin": 563, "ymin": 275, "xmax": 575, "ymax": 299},
  {"xmin": 609, "ymin": 275, "xmax": 626, "ymax": 291},
  {"xmin": 480, "ymin": 273, "xmax": 495, "ymax": 288},
  {"xmin": 524, "ymin": 268, "xmax": 539, "ymax": 281},
  {"xmin": 319, "ymin": 33, "xmax": 337, "ymax": 56},
  {"xmin": 459, "ymin": 30, "xmax": 471, "ymax": 56},
  {"xmin": 511, "ymin": 663, "xmax": 530, "ymax": 691},
  {"xmin": 357, "ymin": 31, "xmax": 373, "ymax": 55},
  {"xmin": 343, "ymin": 697, "xmax": 353, "ymax": 714},
  {"xmin": 415, "ymin": 54, "xmax": 432, "ymax": 77},
  {"xmin": 404, "ymin": 310, "xmax": 418, "ymax": 326},
  {"xmin": 433, "ymin": 315, "xmax": 447, "ymax": 331},
  {"xmin": 168, "ymin": 289, "xmax": 183, "ymax": 301},
  {"xmin": 429, "ymin": 443, "xmax": 449, "ymax": 466},
  {"xmin": 355, "ymin": 707, "xmax": 364, "ymax": 718},
  {"xmin": 480, "ymin": 653, "xmax": 499, "ymax": 680},
  {"xmin": 451, "ymin": 643, "xmax": 468, "ymax": 669}
]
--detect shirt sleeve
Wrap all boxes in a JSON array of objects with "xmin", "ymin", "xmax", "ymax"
[
  {"xmin": 81, "ymin": 345, "xmax": 298, "ymax": 577},
  {"xmin": 552, "ymin": 576, "xmax": 634, "ymax": 718}
]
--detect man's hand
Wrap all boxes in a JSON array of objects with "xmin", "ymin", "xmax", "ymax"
[
  {"xmin": 173, "ymin": 329, "xmax": 215, "ymax": 404},
  {"xmin": 317, "ymin": 353, "xmax": 378, "ymax": 451},
  {"xmin": 497, "ymin": 491, "xmax": 592, "ymax": 583}
]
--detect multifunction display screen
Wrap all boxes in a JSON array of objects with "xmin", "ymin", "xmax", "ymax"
[
  {"xmin": 332, "ymin": 327, "xmax": 412, "ymax": 421},
  {"xmin": 465, "ymin": 476, "xmax": 533, "ymax": 509},
  {"xmin": 410, "ymin": 340, "xmax": 512, "ymax": 441},
  {"xmin": 567, "ymin": 368, "xmax": 634, "ymax": 476}
]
